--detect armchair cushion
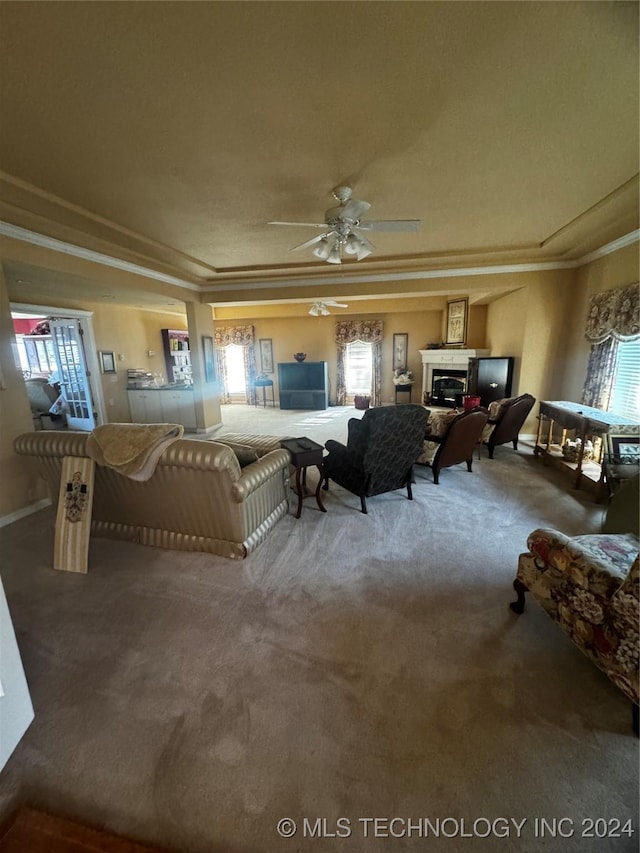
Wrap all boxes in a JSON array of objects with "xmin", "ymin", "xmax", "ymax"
[
  {"xmin": 212, "ymin": 439, "xmax": 259, "ymax": 468},
  {"xmin": 515, "ymin": 527, "xmax": 639, "ymax": 705}
]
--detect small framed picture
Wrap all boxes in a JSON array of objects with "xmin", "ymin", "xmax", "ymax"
[
  {"xmin": 99, "ymin": 351, "xmax": 116, "ymax": 374},
  {"xmin": 446, "ymin": 298, "xmax": 468, "ymax": 346},
  {"xmin": 260, "ymin": 338, "xmax": 274, "ymax": 374},
  {"xmin": 393, "ymin": 333, "xmax": 408, "ymax": 371},
  {"xmin": 607, "ymin": 433, "xmax": 640, "ymax": 463},
  {"xmin": 202, "ymin": 336, "xmax": 215, "ymax": 383}
]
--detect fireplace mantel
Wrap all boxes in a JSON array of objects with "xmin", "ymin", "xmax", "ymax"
[{"xmin": 418, "ymin": 348, "xmax": 490, "ymax": 401}]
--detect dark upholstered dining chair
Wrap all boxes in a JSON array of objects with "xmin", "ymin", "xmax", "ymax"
[
  {"xmin": 481, "ymin": 393, "xmax": 536, "ymax": 458},
  {"xmin": 322, "ymin": 404, "xmax": 429, "ymax": 513},
  {"xmin": 416, "ymin": 407, "xmax": 489, "ymax": 484}
]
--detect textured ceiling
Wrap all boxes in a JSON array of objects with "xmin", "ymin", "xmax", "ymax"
[{"xmin": 0, "ymin": 1, "xmax": 638, "ymax": 305}]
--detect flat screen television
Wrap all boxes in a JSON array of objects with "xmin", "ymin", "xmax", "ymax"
[{"xmin": 278, "ymin": 361, "xmax": 326, "ymax": 390}]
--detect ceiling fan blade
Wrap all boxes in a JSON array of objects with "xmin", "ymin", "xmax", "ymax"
[
  {"xmin": 290, "ymin": 231, "xmax": 334, "ymax": 252},
  {"xmin": 339, "ymin": 198, "xmax": 371, "ymax": 221},
  {"xmin": 357, "ymin": 219, "xmax": 422, "ymax": 232},
  {"xmin": 268, "ymin": 221, "xmax": 327, "ymax": 228},
  {"xmin": 324, "ymin": 300, "xmax": 348, "ymax": 307},
  {"xmin": 352, "ymin": 229, "xmax": 376, "ymax": 252}
]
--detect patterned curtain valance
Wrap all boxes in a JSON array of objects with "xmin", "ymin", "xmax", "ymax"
[
  {"xmin": 334, "ymin": 319, "xmax": 383, "ymax": 344},
  {"xmin": 584, "ymin": 283, "xmax": 639, "ymax": 342},
  {"xmin": 214, "ymin": 325, "xmax": 255, "ymax": 347}
]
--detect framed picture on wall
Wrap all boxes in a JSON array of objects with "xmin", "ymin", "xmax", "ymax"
[
  {"xmin": 392, "ymin": 333, "xmax": 408, "ymax": 371},
  {"xmin": 98, "ymin": 351, "xmax": 116, "ymax": 374},
  {"xmin": 446, "ymin": 298, "xmax": 468, "ymax": 346},
  {"xmin": 607, "ymin": 433, "xmax": 640, "ymax": 463},
  {"xmin": 259, "ymin": 338, "xmax": 274, "ymax": 374},
  {"xmin": 202, "ymin": 336, "xmax": 215, "ymax": 383}
]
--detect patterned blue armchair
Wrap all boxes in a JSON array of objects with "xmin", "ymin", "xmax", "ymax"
[{"xmin": 323, "ymin": 405, "xmax": 429, "ymax": 513}]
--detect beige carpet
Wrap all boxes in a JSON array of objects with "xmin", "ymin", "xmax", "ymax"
[{"xmin": 0, "ymin": 405, "xmax": 637, "ymax": 853}]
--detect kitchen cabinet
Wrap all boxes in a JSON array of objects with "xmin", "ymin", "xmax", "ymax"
[{"xmin": 127, "ymin": 389, "xmax": 196, "ymax": 430}]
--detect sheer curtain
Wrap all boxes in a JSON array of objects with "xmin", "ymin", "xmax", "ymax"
[
  {"xmin": 335, "ymin": 320, "xmax": 383, "ymax": 407},
  {"xmin": 214, "ymin": 325, "xmax": 258, "ymax": 404},
  {"xmin": 582, "ymin": 282, "xmax": 639, "ymax": 409}
]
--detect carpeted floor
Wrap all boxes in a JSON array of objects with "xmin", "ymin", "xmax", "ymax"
[{"xmin": 0, "ymin": 405, "xmax": 637, "ymax": 852}]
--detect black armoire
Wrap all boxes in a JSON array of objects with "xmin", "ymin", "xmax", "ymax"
[{"xmin": 467, "ymin": 357, "xmax": 514, "ymax": 407}]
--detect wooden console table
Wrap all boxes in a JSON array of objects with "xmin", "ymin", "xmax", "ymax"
[{"xmin": 534, "ymin": 400, "xmax": 637, "ymax": 490}]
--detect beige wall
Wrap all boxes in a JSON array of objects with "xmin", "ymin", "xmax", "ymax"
[
  {"xmin": 486, "ymin": 269, "xmax": 579, "ymax": 433},
  {"xmin": 563, "ymin": 243, "xmax": 639, "ymax": 402},
  {"xmin": 0, "ymin": 269, "xmax": 47, "ymax": 518},
  {"xmin": 92, "ymin": 303, "xmax": 190, "ymax": 422},
  {"xmin": 217, "ymin": 305, "xmax": 445, "ymax": 405}
]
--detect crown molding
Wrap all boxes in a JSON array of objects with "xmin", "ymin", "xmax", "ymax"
[
  {"xmin": 1, "ymin": 220, "xmax": 638, "ymax": 296},
  {"xmin": 0, "ymin": 221, "xmax": 201, "ymax": 292},
  {"xmin": 576, "ymin": 229, "xmax": 639, "ymax": 265}
]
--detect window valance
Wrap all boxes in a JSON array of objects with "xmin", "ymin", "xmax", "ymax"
[
  {"xmin": 334, "ymin": 319, "xmax": 383, "ymax": 344},
  {"xmin": 584, "ymin": 283, "xmax": 639, "ymax": 342},
  {"xmin": 214, "ymin": 325, "xmax": 255, "ymax": 347}
]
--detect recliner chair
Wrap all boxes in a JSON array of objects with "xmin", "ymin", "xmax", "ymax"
[
  {"xmin": 323, "ymin": 404, "xmax": 429, "ymax": 513},
  {"xmin": 481, "ymin": 393, "xmax": 536, "ymax": 458}
]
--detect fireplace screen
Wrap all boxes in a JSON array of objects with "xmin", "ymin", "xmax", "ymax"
[{"xmin": 432, "ymin": 370, "xmax": 467, "ymax": 407}]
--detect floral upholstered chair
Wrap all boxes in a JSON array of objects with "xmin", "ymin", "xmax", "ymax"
[
  {"xmin": 416, "ymin": 407, "xmax": 489, "ymax": 484},
  {"xmin": 511, "ymin": 475, "xmax": 639, "ymax": 732},
  {"xmin": 481, "ymin": 393, "xmax": 535, "ymax": 458},
  {"xmin": 323, "ymin": 404, "xmax": 429, "ymax": 513}
]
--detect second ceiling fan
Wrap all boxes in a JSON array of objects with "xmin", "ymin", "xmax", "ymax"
[
  {"xmin": 308, "ymin": 300, "xmax": 348, "ymax": 316},
  {"xmin": 270, "ymin": 186, "xmax": 421, "ymax": 265}
]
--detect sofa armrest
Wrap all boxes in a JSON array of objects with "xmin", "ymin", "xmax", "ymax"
[
  {"xmin": 231, "ymin": 449, "xmax": 290, "ymax": 502},
  {"xmin": 526, "ymin": 528, "xmax": 635, "ymax": 597}
]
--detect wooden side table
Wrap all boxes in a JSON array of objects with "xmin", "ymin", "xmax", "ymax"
[
  {"xmin": 280, "ymin": 437, "xmax": 327, "ymax": 519},
  {"xmin": 394, "ymin": 383, "xmax": 413, "ymax": 403}
]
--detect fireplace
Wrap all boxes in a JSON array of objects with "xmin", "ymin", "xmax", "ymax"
[
  {"xmin": 431, "ymin": 369, "xmax": 467, "ymax": 408},
  {"xmin": 419, "ymin": 348, "xmax": 490, "ymax": 407}
]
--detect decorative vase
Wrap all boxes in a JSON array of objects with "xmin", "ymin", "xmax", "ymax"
[{"xmin": 293, "ymin": 352, "xmax": 307, "ymax": 362}]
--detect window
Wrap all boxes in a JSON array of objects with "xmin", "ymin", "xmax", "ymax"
[
  {"xmin": 345, "ymin": 341, "xmax": 372, "ymax": 395},
  {"xmin": 609, "ymin": 338, "xmax": 640, "ymax": 421},
  {"xmin": 224, "ymin": 344, "xmax": 246, "ymax": 395}
]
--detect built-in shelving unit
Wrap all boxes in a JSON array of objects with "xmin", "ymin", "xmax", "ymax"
[{"xmin": 161, "ymin": 329, "xmax": 192, "ymax": 385}]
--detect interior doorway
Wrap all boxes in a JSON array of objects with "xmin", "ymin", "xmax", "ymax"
[{"xmin": 11, "ymin": 302, "xmax": 105, "ymax": 429}]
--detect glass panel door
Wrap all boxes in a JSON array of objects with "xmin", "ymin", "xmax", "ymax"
[{"xmin": 49, "ymin": 319, "xmax": 96, "ymax": 431}]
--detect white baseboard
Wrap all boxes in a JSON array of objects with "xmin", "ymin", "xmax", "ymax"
[{"xmin": 0, "ymin": 498, "xmax": 52, "ymax": 529}]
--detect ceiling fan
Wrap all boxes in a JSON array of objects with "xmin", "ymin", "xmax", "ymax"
[
  {"xmin": 308, "ymin": 300, "xmax": 348, "ymax": 316},
  {"xmin": 269, "ymin": 186, "xmax": 421, "ymax": 265}
]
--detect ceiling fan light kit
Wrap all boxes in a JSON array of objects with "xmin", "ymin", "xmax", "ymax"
[
  {"xmin": 308, "ymin": 300, "xmax": 347, "ymax": 316},
  {"xmin": 270, "ymin": 186, "xmax": 421, "ymax": 265}
]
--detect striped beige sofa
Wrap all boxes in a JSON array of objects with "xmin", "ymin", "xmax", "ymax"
[{"xmin": 14, "ymin": 431, "xmax": 291, "ymax": 560}]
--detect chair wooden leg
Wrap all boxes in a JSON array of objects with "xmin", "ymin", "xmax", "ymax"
[
  {"xmin": 466, "ymin": 458, "xmax": 473, "ymax": 472},
  {"xmin": 512, "ymin": 439, "xmax": 518, "ymax": 450},
  {"xmin": 407, "ymin": 480, "xmax": 413, "ymax": 500},
  {"xmin": 360, "ymin": 494, "xmax": 367, "ymax": 514},
  {"xmin": 510, "ymin": 577, "xmax": 528, "ymax": 614},
  {"xmin": 322, "ymin": 476, "xmax": 329, "ymax": 491}
]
